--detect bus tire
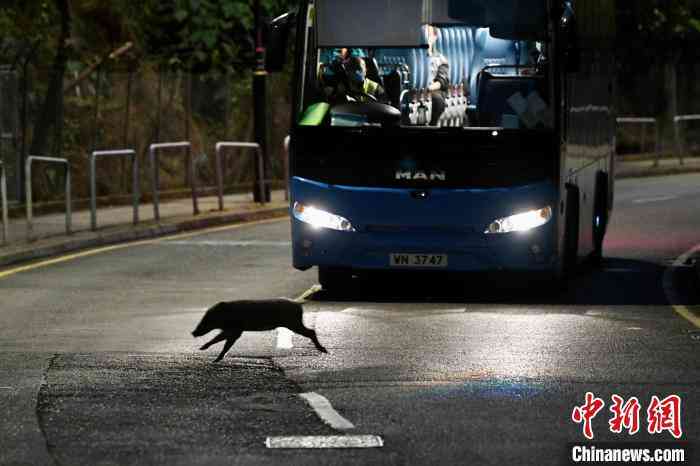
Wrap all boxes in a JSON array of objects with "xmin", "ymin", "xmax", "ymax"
[
  {"xmin": 318, "ymin": 267, "xmax": 351, "ymax": 292},
  {"xmin": 562, "ymin": 185, "xmax": 580, "ymax": 278},
  {"xmin": 591, "ymin": 172, "xmax": 609, "ymax": 265}
]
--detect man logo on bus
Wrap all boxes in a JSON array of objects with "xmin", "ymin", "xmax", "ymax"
[{"xmin": 395, "ymin": 170, "xmax": 447, "ymax": 181}]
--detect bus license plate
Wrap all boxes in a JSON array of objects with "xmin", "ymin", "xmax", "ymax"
[{"xmin": 390, "ymin": 254, "xmax": 448, "ymax": 268}]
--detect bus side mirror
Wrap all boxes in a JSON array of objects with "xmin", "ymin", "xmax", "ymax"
[{"xmin": 266, "ymin": 11, "xmax": 295, "ymax": 73}]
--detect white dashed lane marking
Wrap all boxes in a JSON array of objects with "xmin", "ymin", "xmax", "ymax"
[
  {"xmin": 632, "ymin": 196, "xmax": 677, "ymax": 204},
  {"xmin": 266, "ymin": 435, "xmax": 384, "ymax": 449},
  {"xmin": 276, "ymin": 328, "xmax": 294, "ymax": 349},
  {"xmin": 299, "ymin": 392, "xmax": 356, "ymax": 431}
]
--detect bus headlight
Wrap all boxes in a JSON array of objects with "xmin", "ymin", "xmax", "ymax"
[
  {"xmin": 293, "ymin": 202, "xmax": 356, "ymax": 232},
  {"xmin": 485, "ymin": 206, "xmax": 553, "ymax": 234}
]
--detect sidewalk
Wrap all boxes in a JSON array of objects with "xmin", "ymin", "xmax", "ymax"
[
  {"xmin": 0, "ymin": 190, "xmax": 289, "ymax": 267},
  {"xmin": 616, "ymin": 156, "xmax": 700, "ymax": 179}
]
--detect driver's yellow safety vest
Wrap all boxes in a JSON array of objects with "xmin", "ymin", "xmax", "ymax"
[{"xmin": 363, "ymin": 79, "xmax": 379, "ymax": 96}]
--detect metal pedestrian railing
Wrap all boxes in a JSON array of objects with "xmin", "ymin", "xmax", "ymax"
[
  {"xmin": 90, "ymin": 149, "xmax": 139, "ymax": 231},
  {"xmin": 215, "ymin": 142, "xmax": 268, "ymax": 210},
  {"xmin": 616, "ymin": 117, "xmax": 660, "ymax": 166},
  {"xmin": 673, "ymin": 114, "xmax": 700, "ymax": 165},
  {"xmin": 26, "ymin": 156, "xmax": 72, "ymax": 241},
  {"xmin": 149, "ymin": 142, "xmax": 197, "ymax": 221},
  {"xmin": 0, "ymin": 160, "xmax": 8, "ymax": 246}
]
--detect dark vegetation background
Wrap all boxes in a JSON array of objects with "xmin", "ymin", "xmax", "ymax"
[
  {"xmin": 0, "ymin": 0, "xmax": 295, "ymax": 202},
  {"xmin": 617, "ymin": 0, "xmax": 700, "ymax": 156},
  {"xmin": 0, "ymin": 0, "xmax": 699, "ymax": 202}
]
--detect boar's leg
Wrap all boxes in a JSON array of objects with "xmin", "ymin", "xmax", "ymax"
[
  {"xmin": 214, "ymin": 330, "xmax": 243, "ymax": 362},
  {"xmin": 290, "ymin": 325, "xmax": 328, "ymax": 353},
  {"xmin": 200, "ymin": 331, "xmax": 226, "ymax": 350}
]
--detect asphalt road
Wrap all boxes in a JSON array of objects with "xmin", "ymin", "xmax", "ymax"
[{"xmin": 1, "ymin": 174, "xmax": 699, "ymax": 466}]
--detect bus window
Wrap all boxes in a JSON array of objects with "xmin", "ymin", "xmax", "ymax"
[{"xmin": 299, "ymin": 2, "xmax": 552, "ymax": 130}]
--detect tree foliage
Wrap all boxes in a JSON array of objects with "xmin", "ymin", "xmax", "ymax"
[
  {"xmin": 619, "ymin": 0, "xmax": 700, "ymax": 57},
  {"xmin": 638, "ymin": 0, "xmax": 700, "ymax": 37},
  {"xmin": 1, "ymin": 0, "xmax": 295, "ymax": 71},
  {"xmin": 616, "ymin": 0, "xmax": 700, "ymax": 145},
  {"xmin": 132, "ymin": 0, "xmax": 293, "ymax": 72},
  {"xmin": 0, "ymin": 1, "xmax": 60, "ymax": 65}
]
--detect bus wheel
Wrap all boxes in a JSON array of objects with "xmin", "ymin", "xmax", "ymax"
[
  {"xmin": 318, "ymin": 267, "xmax": 351, "ymax": 292},
  {"xmin": 591, "ymin": 172, "xmax": 609, "ymax": 265},
  {"xmin": 562, "ymin": 185, "xmax": 580, "ymax": 278}
]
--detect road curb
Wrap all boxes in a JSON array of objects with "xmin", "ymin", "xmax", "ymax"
[{"xmin": 0, "ymin": 206, "xmax": 289, "ymax": 268}]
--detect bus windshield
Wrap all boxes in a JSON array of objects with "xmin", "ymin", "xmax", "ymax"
[{"xmin": 299, "ymin": 0, "xmax": 553, "ymax": 131}]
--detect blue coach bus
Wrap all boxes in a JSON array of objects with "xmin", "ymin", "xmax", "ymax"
[{"xmin": 267, "ymin": 0, "xmax": 616, "ymax": 290}]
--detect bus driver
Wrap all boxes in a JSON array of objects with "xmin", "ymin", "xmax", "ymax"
[{"xmin": 345, "ymin": 56, "xmax": 388, "ymax": 103}]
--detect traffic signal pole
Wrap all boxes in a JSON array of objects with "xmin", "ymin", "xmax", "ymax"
[{"xmin": 253, "ymin": 0, "xmax": 271, "ymax": 202}]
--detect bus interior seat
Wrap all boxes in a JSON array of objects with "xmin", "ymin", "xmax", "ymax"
[
  {"xmin": 373, "ymin": 26, "xmax": 530, "ymax": 126},
  {"xmin": 449, "ymin": 27, "xmax": 475, "ymax": 92},
  {"xmin": 374, "ymin": 49, "xmax": 417, "ymax": 107},
  {"xmin": 375, "ymin": 49, "xmax": 418, "ymax": 86},
  {"xmin": 361, "ymin": 27, "xmax": 523, "ymax": 95},
  {"xmin": 376, "ymin": 26, "xmax": 474, "ymax": 92},
  {"xmin": 382, "ymin": 68, "xmax": 403, "ymax": 108},
  {"xmin": 469, "ymin": 29, "xmax": 520, "ymax": 100},
  {"xmin": 430, "ymin": 26, "xmax": 472, "ymax": 90},
  {"xmin": 476, "ymin": 71, "xmax": 546, "ymax": 127}
]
